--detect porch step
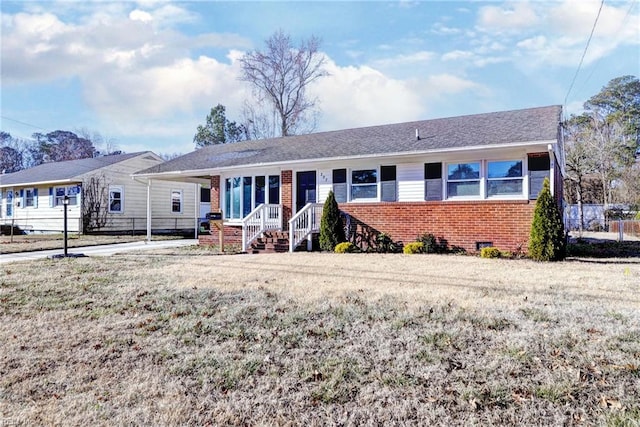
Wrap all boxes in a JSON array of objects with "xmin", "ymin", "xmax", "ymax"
[{"xmin": 250, "ymin": 231, "xmax": 290, "ymax": 254}]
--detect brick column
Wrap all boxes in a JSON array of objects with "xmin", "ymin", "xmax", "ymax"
[
  {"xmin": 281, "ymin": 170, "xmax": 292, "ymax": 228},
  {"xmin": 210, "ymin": 175, "xmax": 220, "ymax": 212}
]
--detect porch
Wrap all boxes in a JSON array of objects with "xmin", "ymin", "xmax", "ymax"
[{"xmin": 200, "ymin": 202, "xmax": 323, "ymax": 253}]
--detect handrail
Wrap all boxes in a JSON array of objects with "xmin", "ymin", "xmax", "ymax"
[
  {"xmin": 288, "ymin": 203, "xmax": 323, "ymax": 252},
  {"xmin": 241, "ymin": 204, "xmax": 282, "ymax": 252}
]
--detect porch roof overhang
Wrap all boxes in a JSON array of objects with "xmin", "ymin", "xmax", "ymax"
[{"xmin": 133, "ymin": 139, "xmax": 559, "ymax": 182}]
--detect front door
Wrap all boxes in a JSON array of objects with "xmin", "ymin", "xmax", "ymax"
[{"xmin": 296, "ymin": 171, "xmax": 316, "ymax": 212}]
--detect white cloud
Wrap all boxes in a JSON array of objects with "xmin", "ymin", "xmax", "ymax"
[
  {"xmin": 309, "ymin": 60, "xmax": 426, "ymax": 130},
  {"xmin": 442, "ymin": 50, "xmax": 474, "ymax": 62},
  {"xmin": 129, "ymin": 9, "xmax": 153, "ymax": 23},
  {"xmin": 431, "ymin": 22, "xmax": 461, "ymax": 36},
  {"xmin": 372, "ymin": 50, "xmax": 435, "ymax": 69},
  {"xmin": 477, "ymin": 2, "xmax": 539, "ymax": 33},
  {"xmin": 470, "ymin": 0, "xmax": 639, "ymax": 70}
]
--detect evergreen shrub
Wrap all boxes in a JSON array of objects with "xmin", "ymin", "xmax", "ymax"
[
  {"xmin": 319, "ymin": 191, "xmax": 346, "ymax": 251},
  {"xmin": 529, "ymin": 178, "xmax": 566, "ymax": 261}
]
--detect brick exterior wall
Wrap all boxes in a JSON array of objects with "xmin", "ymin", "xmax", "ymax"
[
  {"xmin": 210, "ymin": 175, "xmax": 220, "ymax": 212},
  {"xmin": 340, "ymin": 201, "xmax": 535, "ymax": 253},
  {"xmin": 199, "ymin": 225, "xmax": 243, "ymax": 248},
  {"xmin": 281, "ymin": 170, "xmax": 292, "ymax": 228}
]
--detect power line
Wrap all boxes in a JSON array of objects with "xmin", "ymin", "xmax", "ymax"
[
  {"xmin": 0, "ymin": 115, "xmax": 49, "ymax": 132},
  {"xmin": 563, "ymin": 0, "xmax": 606, "ymax": 113}
]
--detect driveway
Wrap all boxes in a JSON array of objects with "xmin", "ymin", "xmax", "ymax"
[{"xmin": 0, "ymin": 239, "xmax": 198, "ymax": 264}]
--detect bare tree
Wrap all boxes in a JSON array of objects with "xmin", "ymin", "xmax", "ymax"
[
  {"xmin": 76, "ymin": 128, "xmax": 120, "ymax": 155},
  {"xmin": 239, "ymin": 29, "xmax": 328, "ymax": 138},
  {"xmin": 82, "ymin": 174, "xmax": 109, "ymax": 233}
]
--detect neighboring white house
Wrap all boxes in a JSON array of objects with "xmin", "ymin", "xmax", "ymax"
[{"xmin": 0, "ymin": 152, "xmax": 199, "ymax": 234}]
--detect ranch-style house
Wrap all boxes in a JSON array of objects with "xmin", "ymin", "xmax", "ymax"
[
  {"xmin": 0, "ymin": 152, "xmax": 198, "ymax": 235},
  {"xmin": 134, "ymin": 105, "xmax": 564, "ymax": 253}
]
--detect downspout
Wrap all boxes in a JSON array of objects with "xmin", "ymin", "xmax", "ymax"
[{"xmin": 146, "ymin": 179, "xmax": 152, "ymax": 242}]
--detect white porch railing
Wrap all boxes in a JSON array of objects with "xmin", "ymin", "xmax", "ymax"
[
  {"xmin": 288, "ymin": 203, "xmax": 323, "ymax": 252},
  {"xmin": 241, "ymin": 204, "xmax": 282, "ymax": 252}
]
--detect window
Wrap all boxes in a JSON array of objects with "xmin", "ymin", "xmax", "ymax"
[
  {"xmin": 255, "ymin": 176, "xmax": 265, "ymax": 205},
  {"xmin": 447, "ymin": 162, "xmax": 480, "ymax": 197},
  {"xmin": 200, "ymin": 187, "xmax": 211, "ymax": 203},
  {"xmin": 224, "ymin": 174, "xmax": 281, "ymax": 220},
  {"xmin": 25, "ymin": 188, "xmax": 38, "ymax": 208},
  {"xmin": 487, "ymin": 160, "xmax": 523, "ymax": 197},
  {"xmin": 424, "ymin": 162, "xmax": 443, "ymax": 201},
  {"xmin": 171, "ymin": 190, "xmax": 183, "ymax": 213},
  {"xmin": 351, "ymin": 169, "xmax": 377, "ymax": 200},
  {"xmin": 5, "ymin": 190, "xmax": 12, "ymax": 217},
  {"xmin": 54, "ymin": 185, "xmax": 80, "ymax": 206},
  {"xmin": 109, "ymin": 185, "xmax": 124, "ymax": 213},
  {"xmin": 268, "ymin": 175, "xmax": 280, "ymax": 204},
  {"xmin": 380, "ymin": 165, "xmax": 396, "ymax": 202},
  {"xmin": 332, "ymin": 169, "xmax": 347, "ymax": 203},
  {"xmin": 243, "ymin": 177, "xmax": 252, "ymax": 216}
]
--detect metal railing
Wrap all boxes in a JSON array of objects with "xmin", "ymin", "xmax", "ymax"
[
  {"xmin": 288, "ymin": 203, "xmax": 323, "ymax": 252},
  {"xmin": 241, "ymin": 204, "xmax": 282, "ymax": 252}
]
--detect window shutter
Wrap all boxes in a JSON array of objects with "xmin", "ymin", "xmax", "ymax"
[
  {"xmin": 529, "ymin": 170, "xmax": 548, "ymax": 199},
  {"xmin": 333, "ymin": 183, "xmax": 347, "ymax": 203},
  {"xmin": 424, "ymin": 162, "xmax": 443, "ymax": 201},
  {"xmin": 381, "ymin": 181, "xmax": 396, "ymax": 202},
  {"xmin": 19, "ymin": 189, "xmax": 24, "ymax": 208},
  {"xmin": 33, "ymin": 188, "xmax": 38, "ymax": 208},
  {"xmin": 49, "ymin": 187, "xmax": 54, "ymax": 207},
  {"xmin": 425, "ymin": 179, "xmax": 443, "ymax": 201},
  {"xmin": 380, "ymin": 166, "xmax": 397, "ymax": 202}
]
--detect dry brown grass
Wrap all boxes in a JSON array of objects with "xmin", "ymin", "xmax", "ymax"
[{"xmin": 1, "ymin": 252, "xmax": 639, "ymax": 426}]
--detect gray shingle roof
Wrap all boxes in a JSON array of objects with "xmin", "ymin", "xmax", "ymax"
[
  {"xmin": 141, "ymin": 105, "xmax": 561, "ymax": 175},
  {"xmin": 0, "ymin": 152, "xmax": 153, "ymax": 187}
]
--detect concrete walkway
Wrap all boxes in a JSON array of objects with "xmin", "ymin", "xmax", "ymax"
[{"xmin": 0, "ymin": 239, "xmax": 199, "ymax": 264}]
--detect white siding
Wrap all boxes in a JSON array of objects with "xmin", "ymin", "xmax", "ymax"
[
  {"xmin": 317, "ymin": 168, "xmax": 332, "ymax": 203},
  {"xmin": 397, "ymin": 163, "xmax": 424, "ymax": 202},
  {"xmin": 1, "ymin": 153, "xmax": 198, "ymax": 233}
]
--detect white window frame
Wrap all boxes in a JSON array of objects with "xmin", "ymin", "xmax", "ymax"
[
  {"xmin": 223, "ymin": 174, "xmax": 281, "ymax": 221},
  {"xmin": 108, "ymin": 185, "xmax": 124, "ymax": 213},
  {"xmin": 445, "ymin": 161, "xmax": 482, "ymax": 199},
  {"xmin": 54, "ymin": 185, "xmax": 79, "ymax": 206},
  {"xmin": 171, "ymin": 189, "xmax": 183, "ymax": 214},
  {"xmin": 486, "ymin": 159, "xmax": 525, "ymax": 199},
  {"xmin": 350, "ymin": 168, "xmax": 378, "ymax": 202},
  {"xmin": 6, "ymin": 189, "xmax": 13, "ymax": 217},
  {"xmin": 25, "ymin": 188, "xmax": 37, "ymax": 208}
]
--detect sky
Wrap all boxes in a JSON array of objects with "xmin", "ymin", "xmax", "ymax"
[{"xmin": 1, "ymin": 0, "xmax": 639, "ymax": 156}]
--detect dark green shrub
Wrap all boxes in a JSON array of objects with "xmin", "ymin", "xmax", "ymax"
[
  {"xmin": 480, "ymin": 247, "xmax": 501, "ymax": 259},
  {"xmin": 319, "ymin": 191, "xmax": 346, "ymax": 251},
  {"xmin": 529, "ymin": 178, "xmax": 566, "ymax": 261},
  {"xmin": 417, "ymin": 233, "xmax": 448, "ymax": 253},
  {"xmin": 334, "ymin": 242, "xmax": 359, "ymax": 253},
  {"xmin": 403, "ymin": 242, "xmax": 424, "ymax": 254},
  {"xmin": 375, "ymin": 233, "xmax": 401, "ymax": 253}
]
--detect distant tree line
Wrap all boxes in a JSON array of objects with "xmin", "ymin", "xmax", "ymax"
[
  {"xmin": 563, "ymin": 75, "xmax": 640, "ymax": 228},
  {"xmin": 0, "ymin": 129, "xmax": 120, "ymax": 173}
]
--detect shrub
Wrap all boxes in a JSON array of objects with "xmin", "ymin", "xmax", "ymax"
[
  {"xmin": 334, "ymin": 242, "xmax": 359, "ymax": 253},
  {"xmin": 417, "ymin": 233, "xmax": 448, "ymax": 253},
  {"xmin": 529, "ymin": 178, "xmax": 566, "ymax": 261},
  {"xmin": 375, "ymin": 233, "xmax": 401, "ymax": 253},
  {"xmin": 480, "ymin": 247, "xmax": 501, "ymax": 259},
  {"xmin": 319, "ymin": 191, "xmax": 346, "ymax": 251},
  {"xmin": 403, "ymin": 242, "xmax": 424, "ymax": 254}
]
